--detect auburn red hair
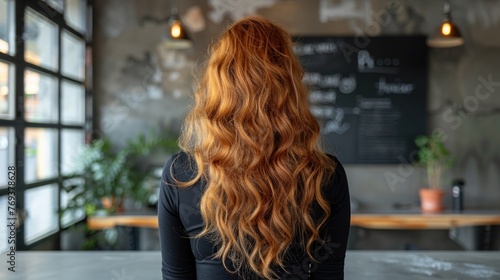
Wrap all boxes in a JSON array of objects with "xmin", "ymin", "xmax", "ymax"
[{"xmin": 177, "ymin": 16, "xmax": 336, "ymax": 279}]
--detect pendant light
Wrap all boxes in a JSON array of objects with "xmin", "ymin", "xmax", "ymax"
[
  {"xmin": 162, "ymin": 0, "xmax": 192, "ymax": 49},
  {"xmin": 427, "ymin": 0, "xmax": 464, "ymax": 48}
]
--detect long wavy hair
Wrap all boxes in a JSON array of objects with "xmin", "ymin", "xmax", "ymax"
[{"xmin": 177, "ymin": 16, "xmax": 336, "ymax": 279}]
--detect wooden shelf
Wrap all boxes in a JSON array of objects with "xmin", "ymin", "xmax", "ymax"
[
  {"xmin": 87, "ymin": 215, "xmax": 158, "ymax": 230},
  {"xmin": 87, "ymin": 211, "xmax": 500, "ymax": 230},
  {"xmin": 350, "ymin": 213, "xmax": 500, "ymax": 229}
]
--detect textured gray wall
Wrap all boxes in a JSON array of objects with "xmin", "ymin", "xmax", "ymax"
[{"xmin": 94, "ymin": 0, "xmax": 500, "ymax": 213}]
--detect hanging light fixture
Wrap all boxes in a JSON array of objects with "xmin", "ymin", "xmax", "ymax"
[
  {"xmin": 427, "ymin": 0, "xmax": 464, "ymax": 48},
  {"xmin": 162, "ymin": 0, "xmax": 192, "ymax": 49}
]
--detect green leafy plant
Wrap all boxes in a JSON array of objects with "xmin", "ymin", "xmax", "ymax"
[
  {"xmin": 414, "ymin": 132, "xmax": 453, "ymax": 189},
  {"xmin": 62, "ymin": 130, "xmax": 178, "ymax": 216}
]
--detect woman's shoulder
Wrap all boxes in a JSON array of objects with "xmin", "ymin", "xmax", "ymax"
[
  {"xmin": 323, "ymin": 153, "xmax": 349, "ymax": 199},
  {"xmin": 163, "ymin": 151, "xmax": 198, "ymax": 183},
  {"xmin": 163, "ymin": 150, "xmax": 190, "ymax": 169},
  {"xmin": 324, "ymin": 153, "xmax": 346, "ymax": 176}
]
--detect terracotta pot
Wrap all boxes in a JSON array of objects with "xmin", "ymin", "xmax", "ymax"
[
  {"xmin": 101, "ymin": 196, "xmax": 124, "ymax": 213},
  {"xmin": 419, "ymin": 188, "xmax": 444, "ymax": 213}
]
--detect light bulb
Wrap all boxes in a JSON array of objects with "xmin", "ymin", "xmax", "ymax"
[
  {"xmin": 171, "ymin": 21, "xmax": 181, "ymax": 38},
  {"xmin": 441, "ymin": 22, "xmax": 451, "ymax": 36}
]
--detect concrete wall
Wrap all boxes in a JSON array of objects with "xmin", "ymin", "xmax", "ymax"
[{"xmin": 94, "ymin": 0, "xmax": 500, "ymax": 214}]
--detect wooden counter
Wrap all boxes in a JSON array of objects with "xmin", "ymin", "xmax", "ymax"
[
  {"xmin": 350, "ymin": 212, "xmax": 500, "ymax": 229},
  {"xmin": 87, "ymin": 211, "xmax": 500, "ymax": 230},
  {"xmin": 87, "ymin": 214, "xmax": 159, "ymax": 230}
]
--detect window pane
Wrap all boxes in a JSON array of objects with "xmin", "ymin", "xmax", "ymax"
[
  {"xmin": 0, "ymin": 196, "xmax": 8, "ymax": 252},
  {"xmin": 62, "ymin": 31, "xmax": 85, "ymax": 80},
  {"xmin": 65, "ymin": 0, "xmax": 86, "ymax": 33},
  {"xmin": 61, "ymin": 129, "xmax": 85, "ymax": 175},
  {"xmin": 0, "ymin": 0, "xmax": 15, "ymax": 54},
  {"xmin": 25, "ymin": 184, "xmax": 58, "ymax": 243},
  {"xmin": 25, "ymin": 128, "xmax": 58, "ymax": 183},
  {"xmin": 43, "ymin": 0, "xmax": 64, "ymax": 13},
  {"xmin": 0, "ymin": 60, "xmax": 14, "ymax": 119},
  {"xmin": 61, "ymin": 178, "xmax": 85, "ymax": 226},
  {"xmin": 0, "ymin": 127, "xmax": 15, "ymax": 189},
  {"xmin": 25, "ymin": 9, "xmax": 58, "ymax": 70},
  {"xmin": 61, "ymin": 80, "xmax": 85, "ymax": 124},
  {"xmin": 25, "ymin": 69, "xmax": 58, "ymax": 123}
]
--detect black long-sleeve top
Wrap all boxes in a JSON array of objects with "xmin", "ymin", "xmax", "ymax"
[{"xmin": 158, "ymin": 152, "xmax": 350, "ymax": 279}]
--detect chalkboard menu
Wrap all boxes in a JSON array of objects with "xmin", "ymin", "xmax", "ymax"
[{"xmin": 293, "ymin": 36, "xmax": 428, "ymax": 164}]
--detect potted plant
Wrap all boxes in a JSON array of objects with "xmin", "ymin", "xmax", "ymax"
[
  {"xmin": 61, "ymin": 130, "xmax": 178, "ymax": 250},
  {"xmin": 414, "ymin": 132, "xmax": 452, "ymax": 212},
  {"xmin": 62, "ymin": 130, "xmax": 178, "ymax": 216}
]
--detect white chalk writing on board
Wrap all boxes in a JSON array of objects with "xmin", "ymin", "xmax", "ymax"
[
  {"xmin": 357, "ymin": 97, "xmax": 392, "ymax": 109},
  {"xmin": 323, "ymin": 108, "xmax": 350, "ymax": 135},
  {"xmin": 310, "ymin": 106, "xmax": 350, "ymax": 135},
  {"xmin": 303, "ymin": 73, "xmax": 357, "ymax": 94},
  {"xmin": 309, "ymin": 90, "xmax": 337, "ymax": 103},
  {"xmin": 376, "ymin": 77, "xmax": 415, "ymax": 95},
  {"xmin": 294, "ymin": 36, "xmax": 428, "ymax": 163},
  {"xmin": 358, "ymin": 50, "xmax": 399, "ymax": 74},
  {"xmin": 293, "ymin": 42, "xmax": 338, "ymax": 55}
]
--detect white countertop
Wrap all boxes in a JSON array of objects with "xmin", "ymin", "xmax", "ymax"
[{"xmin": 1, "ymin": 251, "xmax": 499, "ymax": 279}]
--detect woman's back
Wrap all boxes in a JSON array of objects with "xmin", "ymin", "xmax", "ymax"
[{"xmin": 159, "ymin": 152, "xmax": 350, "ymax": 279}]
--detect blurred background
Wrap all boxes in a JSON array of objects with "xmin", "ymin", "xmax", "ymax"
[{"xmin": 0, "ymin": 0, "xmax": 499, "ymax": 253}]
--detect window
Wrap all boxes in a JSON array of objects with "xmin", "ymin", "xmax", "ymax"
[
  {"xmin": 0, "ymin": 127, "xmax": 15, "ymax": 188},
  {"xmin": 25, "ymin": 128, "xmax": 58, "ymax": 183},
  {"xmin": 0, "ymin": 196, "xmax": 8, "ymax": 252},
  {"xmin": 0, "ymin": 0, "xmax": 15, "ymax": 55},
  {"xmin": 24, "ymin": 69, "xmax": 58, "ymax": 123},
  {"xmin": 25, "ymin": 9, "xmax": 59, "ymax": 71},
  {"xmin": 43, "ymin": 0, "xmax": 64, "ymax": 13},
  {"xmin": 24, "ymin": 184, "xmax": 59, "ymax": 243},
  {"xmin": 0, "ymin": 60, "xmax": 14, "ymax": 119},
  {"xmin": 61, "ymin": 80, "xmax": 85, "ymax": 124},
  {"xmin": 62, "ymin": 31, "xmax": 85, "ymax": 80},
  {"xmin": 65, "ymin": 0, "xmax": 86, "ymax": 33},
  {"xmin": 60, "ymin": 178, "xmax": 85, "ymax": 226},
  {"xmin": 61, "ymin": 129, "xmax": 85, "ymax": 174},
  {"xmin": 0, "ymin": 0, "xmax": 92, "ymax": 249}
]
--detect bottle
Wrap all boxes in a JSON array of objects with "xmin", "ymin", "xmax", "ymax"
[{"xmin": 451, "ymin": 179, "xmax": 465, "ymax": 212}]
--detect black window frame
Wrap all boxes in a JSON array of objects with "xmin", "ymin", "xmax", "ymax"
[{"xmin": 0, "ymin": 0, "xmax": 93, "ymax": 250}]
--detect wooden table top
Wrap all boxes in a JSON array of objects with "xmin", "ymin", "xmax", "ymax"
[
  {"xmin": 87, "ymin": 210, "xmax": 500, "ymax": 230},
  {"xmin": 351, "ymin": 212, "xmax": 500, "ymax": 229}
]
